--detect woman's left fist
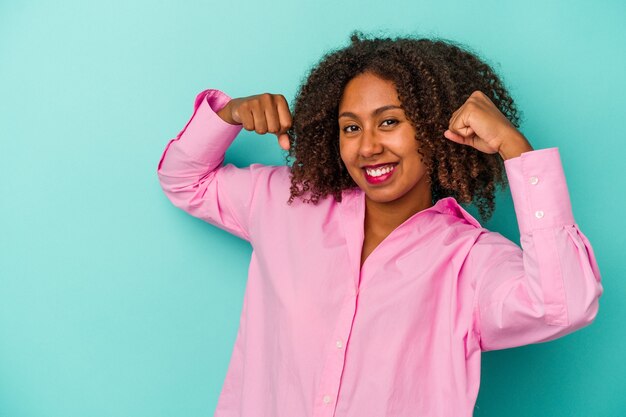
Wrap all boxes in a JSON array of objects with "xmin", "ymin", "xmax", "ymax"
[{"xmin": 444, "ymin": 91, "xmax": 533, "ymax": 160}]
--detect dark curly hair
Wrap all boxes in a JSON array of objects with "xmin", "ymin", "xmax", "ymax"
[{"xmin": 286, "ymin": 32, "xmax": 521, "ymax": 220}]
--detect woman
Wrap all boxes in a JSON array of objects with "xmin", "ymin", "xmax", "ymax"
[{"xmin": 157, "ymin": 33, "xmax": 602, "ymax": 417}]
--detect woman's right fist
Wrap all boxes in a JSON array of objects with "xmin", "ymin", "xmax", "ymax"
[{"xmin": 217, "ymin": 93, "xmax": 292, "ymax": 150}]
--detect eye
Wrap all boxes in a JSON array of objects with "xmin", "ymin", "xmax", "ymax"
[
  {"xmin": 380, "ymin": 119, "xmax": 398, "ymax": 127},
  {"xmin": 342, "ymin": 124, "xmax": 360, "ymax": 133}
]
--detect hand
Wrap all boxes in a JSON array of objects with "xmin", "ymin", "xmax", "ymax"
[
  {"xmin": 443, "ymin": 91, "xmax": 533, "ymax": 160},
  {"xmin": 217, "ymin": 93, "xmax": 292, "ymax": 151}
]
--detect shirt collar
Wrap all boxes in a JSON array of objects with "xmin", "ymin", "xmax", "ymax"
[
  {"xmin": 337, "ymin": 189, "xmax": 483, "ymax": 290},
  {"xmin": 340, "ymin": 189, "xmax": 483, "ymax": 230}
]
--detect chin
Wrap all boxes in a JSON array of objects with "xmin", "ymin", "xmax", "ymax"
[{"xmin": 363, "ymin": 188, "xmax": 407, "ymax": 204}]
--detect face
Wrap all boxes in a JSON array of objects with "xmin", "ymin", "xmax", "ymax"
[{"xmin": 338, "ymin": 72, "xmax": 432, "ymax": 211}]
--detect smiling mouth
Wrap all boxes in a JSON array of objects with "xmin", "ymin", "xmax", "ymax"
[{"xmin": 363, "ymin": 163, "xmax": 397, "ymax": 184}]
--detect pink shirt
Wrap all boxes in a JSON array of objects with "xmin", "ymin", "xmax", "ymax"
[{"xmin": 157, "ymin": 89, "xmax": 603, "ymax": 417}]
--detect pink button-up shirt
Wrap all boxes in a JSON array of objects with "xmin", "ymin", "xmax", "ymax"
[{"xmin": 157, "ymin": 89, "xmax": 603, "ymax": 417}]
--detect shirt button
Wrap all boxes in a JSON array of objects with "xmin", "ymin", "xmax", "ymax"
[
  {"xmin": 323, "ymin": 395, "xmax": 332, "ymax": 404},
  {"xmin": 535, "ymin": 210, "xmax": 544, "ymax": 219},
  {"xmin": 529, "ymin": 176, "xmax": 539, "ymax": 185},
  {"xmin": 336, "ymin": 340, "xmax": 343, "ymax": 348}
]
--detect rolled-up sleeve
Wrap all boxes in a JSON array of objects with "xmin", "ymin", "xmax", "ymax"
[{"xmin": 467, "ymin": 148, "xmax": 603, "ymax": 351}]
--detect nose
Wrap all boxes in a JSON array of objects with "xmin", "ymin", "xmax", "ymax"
[{"xmin": 359, "ymin": 128, "xmax": 383, "ymax": 158}]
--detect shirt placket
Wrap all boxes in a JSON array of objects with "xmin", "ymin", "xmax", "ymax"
[
  {"xmin": 312, "ymin": 290, "xmax": 360, "ymax": 417},
  {"xmin": 311, "ymin": 192, "xmax": 364, "ymax": 417}
]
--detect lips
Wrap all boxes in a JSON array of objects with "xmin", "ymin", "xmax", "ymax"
[{"xmin": 362, "ymin": 163, "xmax": 397, "ymax": 184}]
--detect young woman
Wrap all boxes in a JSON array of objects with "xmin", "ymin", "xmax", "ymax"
[{"xmin": 157, "ymin": 33, "xmax": 603, "ymax": 417}]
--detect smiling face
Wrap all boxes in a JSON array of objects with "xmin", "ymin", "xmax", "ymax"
[{"xmin": 338, "ymin": 71, "xmax": 432, "ymax": 213}]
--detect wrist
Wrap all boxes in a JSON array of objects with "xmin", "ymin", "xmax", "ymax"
[
  {"xmin": 498, "ymin": 132, "xmax": 533, "ymax": 160},
  {"xmin": 216, "ymin": 100, "xmax": 240, "ymax": 126}
]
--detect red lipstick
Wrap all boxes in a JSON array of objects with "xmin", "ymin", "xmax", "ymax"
[{"xmin": 363, "ymin": 163, "xmax": 397, "ymax": 185}]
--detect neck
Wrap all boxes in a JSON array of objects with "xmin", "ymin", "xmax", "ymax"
[{"xmin": 364, "ymin": 190, "xmax": 433, "ymax": 238}]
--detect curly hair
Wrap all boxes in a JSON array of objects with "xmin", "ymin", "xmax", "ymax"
[{"xmin": 286, "ymin": 32, "xmax": 521, "ymax": 220}]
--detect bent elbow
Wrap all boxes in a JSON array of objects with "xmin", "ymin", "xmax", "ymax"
[
  {"xmin": 157, "ymin": 173, "xmax": 202, "ymax": 212},
  {"xmin": 571, "ymin": 289, "xmax": 602, "ymax": 330}
]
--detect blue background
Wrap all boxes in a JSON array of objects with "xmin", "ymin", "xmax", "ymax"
[{"xmin": 1, "ymin": 0, "xmax": 625, "ymax": 416}]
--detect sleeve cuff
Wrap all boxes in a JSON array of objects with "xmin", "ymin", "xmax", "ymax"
[
  {"xmin": 504, "ymin": 147, "xmax": 575, "ymax": 235},
  {"xmin": 200, "ymin": 89, "xmax": 235, "ymax": 114},
  {"xmin": 158, "ymin": 89, "xmax": 243, "ymax": 170}
]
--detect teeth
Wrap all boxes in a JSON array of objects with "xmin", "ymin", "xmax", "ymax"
[{"xmin": 365, "ymin": 164, "xmax": 395, "ymax": 177}]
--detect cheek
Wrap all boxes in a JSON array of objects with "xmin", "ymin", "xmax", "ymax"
[{"xmin": 338, "ymin": 142, "xmax": 353, "ymax": 166}]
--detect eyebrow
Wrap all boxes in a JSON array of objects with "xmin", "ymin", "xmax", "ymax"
[{"xmin": 338, "ymin": 105, "xmax": 403, "ymax": 119}]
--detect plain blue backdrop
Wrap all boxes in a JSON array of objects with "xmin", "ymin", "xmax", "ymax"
[{"xmin": 1, "ymin": 1, "xmax": 625, "ymax": 416}]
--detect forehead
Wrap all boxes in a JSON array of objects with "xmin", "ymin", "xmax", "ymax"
[{"xmin": 338, "ymin": 72, "xmax": 401, "ymax": 111}]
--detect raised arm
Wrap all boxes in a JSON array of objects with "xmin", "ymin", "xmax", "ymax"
[
  {"xmin": 445, "ymin": 91, "xmax": 603, "ymax": 351},
  {"xmin": 157, "ymin": 89, "xmax": 292, "ymax": 241},
  {"xmin": 465, "ymin": 148, "xmax": 602, "ymax": 350}
]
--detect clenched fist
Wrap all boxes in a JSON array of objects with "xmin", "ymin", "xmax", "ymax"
[
  {"xmin": 218, "ymin": 93, "xmax": 293, "ymax": 150},
  {"xmin": 443, "ymin": 91, "xmax": 533, "ymax": 160}
]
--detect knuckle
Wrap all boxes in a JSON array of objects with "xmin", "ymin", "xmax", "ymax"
[
  {"xmin": 249, "ymin": 99, "xmax": 261, "ymax": 111},
  {"xmin": 267, "ymin": 123, "xmax": 279, "ymax": 134},
  {"xmin": 465, "ymin": 99, "xmax": 478, "ymax": 110},
  {"xmin": 256, "ymin": 119, "xmax": 269, "ymax": 132},
  {"xmin": 265, "ymin": 121, "xmax": 278, "ymax": 133},
  {"xmin": 276, "ymin": 95, "xmax": 289, "ymax": 110},
  {"xmin": 280, "ymin": 121, "xmax": 292, "ymax": 131},
  {"xmin": 469, "ymin": 91, "xmax": 487, "ymax": 102}
]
